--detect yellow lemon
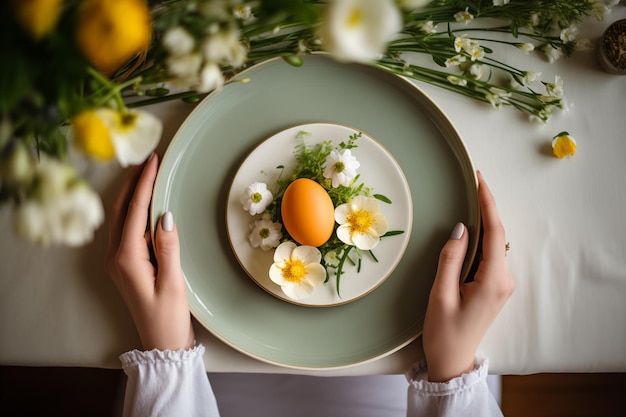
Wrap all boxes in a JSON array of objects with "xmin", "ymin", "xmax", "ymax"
[
  {"xmin": 76, "ymin": 0, "xmax": 151, "ymax": 76},
  {"xmin": 72, "ymin": 110, "xmax": 115, "ymax": 160},
  {"xmin": 13, "ymin": 0, "xmax": 63, "ymax": 39}
]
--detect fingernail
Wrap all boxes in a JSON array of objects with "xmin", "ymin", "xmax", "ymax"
[
  {"xmin": 162, "ymin": 211, "xmax": 174, "ymax": 232},
  {"xmin": 450, "ymin": 222, "xmax": 465, "ymax": 240}
]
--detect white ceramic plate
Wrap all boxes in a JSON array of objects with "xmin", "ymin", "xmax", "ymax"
[{"xmin": 226, "ymin": 123, "xmax": 413, "ymax": 307}]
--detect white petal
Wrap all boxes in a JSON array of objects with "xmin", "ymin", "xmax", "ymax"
[
  {"xmin": 274, "ymin": 241, "xmax": 297, "ymax": 262},
  {"xmin": 282, "ymin": 282, "xmax": 315, "ymax": 300},
  {"xmin": 292, "ymin": 245, "xmax": 322, "ymax": 265},
  {"xmin": 105, "ymin": 110, "xmax": 162, "ymax": 167},
  {"xmin": 334, "ymin": 203, "xmax": 350, "ymax": 224},
  {"xmin": 304, "ymin": 263, "xmax": 327, "ymax": 286},
  {"xmin": 336, "ymin": 224, "xmax": 353, "ymax": 245},
  {"xmin": 269, "ymin": 264, "xmax": 289, "ymax": 286},
  {"xmin": 352, "ymin": 232, "xmax": 380, "ymax": 250}
]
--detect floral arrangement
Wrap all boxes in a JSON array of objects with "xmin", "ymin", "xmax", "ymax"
[
  {"xmin": 240, "ymin": 131, "xmax": 403, "ymax": 300},
  {"xmin": 0, "ymin": 0, "xmax": 620, "ymax": 246}
]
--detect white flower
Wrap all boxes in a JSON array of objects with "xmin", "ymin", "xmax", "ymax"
[
  {"xmin": 468, "ymin": 63, "xmax": 485, "ymax": 80},
  {"xmin": 203, "ymin": 26, "xmax": 247, "ymax": 67},
  {"xmin": 198, "ymin": 62, "xmax": 225, "ymax": 93},
  {"xmin": 542, "ymin": 44, "xmax": 563, "ymax": 63},
  {"xmin": 560, "ymin": 25, "xmax": 579, "ymax": 43},
  {"xmin": 515, "ymin": 43, "xmax": 535, "ymax": 54},
  {"xmin": 447, "ymin": 75, "xmax": 467, "ymax": 86},
  {"xmin": 469, "ymin": 46, "xmax": 485, "ymax": 61},
  {"xmin": 240, "ymin": 182, "xmax": 273, "ymax": 215},
  {"xmin": 445, "ymin": 54, "xmax": 466, "ymax": 67},
  {"xmin": 418, "ymin": 21, "xmax": 437, "ymax": 34},
  {"xmin": 523, "ymin": 71, "xmax": 541, "ymax": 85},
  {"xmin": 545, "ymin": 75, "xmax": 564, "ymax": 99},
  {"xmin": 492, "ymin": 0, "xmax": 510, "ymax": 5},
  {"xmin": 15, "ymin": 158, "xmax": 104, "ymax": 246},
  {"xmin": 166, "ymin": 53, "xmax": 202, "ymax": 79},
  {"xmin": 269, "ymin": 242, "xmax": 326, "ymax": 300},
  {"xmin": 484, "ymin": 87, "xmax": 512, "ymax": 108},
  {"xmin": 162, "ymin": 27, "xmax": 195, "ymax": 57},
  {"xmin": 335, "ymin": 196, "xmax": 389, "ymax": 250},
  {"xmin": 320, "ymin": 0, "xmax": 401, "ymax": 62},
  {"xmin": 248, "ymin": 214, "xmax": 282, "ymax": 250},
  {"xmin": 454, "ymin": 7, "xmax": 474, "ymax": 25},
  {"xmin": 233, "ymin": 4, "xmax": 253, "ymax": 21},
  {"xmin": 95, "ymin": 109, "xmax": 162, "ymax": 167},
  {"xmin": 323, "ymin": 149, "xmax": 360, "ymax": 188},
  {"xmin": 454, "ymin": 34, "xmax": 469, "ymax": 52},
  {"xmin": 324, "ymin": 249, "xmax": 342, "ymax": 268}
]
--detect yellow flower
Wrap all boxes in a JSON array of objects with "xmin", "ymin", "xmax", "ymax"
[
  {"xmin": 72, "ymin": 108, "xmax": 162, "ymax": 166},
  {"xmin": 72, "ymin": 110, "xmax": 116, "ymax": 161},
  {"xmin": 13, "ymin": 0, "xmax": 63, "ymax": 39},
  {"xmin": 76, "ymin": 0, "xmax": 151, "ymax": 75},
  {"xmin": 552, "ymin": 131, "xmax": 577, "ymax": 159},
  {"xmin": 335, "ymin": 196, "xmax": 389, "ymax": 250}
]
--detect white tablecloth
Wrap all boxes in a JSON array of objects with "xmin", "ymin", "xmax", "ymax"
[{"xmin": 1, "ymin": 9, "xmax": 625, "ymax": 376}]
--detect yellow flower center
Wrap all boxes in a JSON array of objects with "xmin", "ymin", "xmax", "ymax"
[
  {"xmin": 333, "ymin": 161, "xmax": 345, "ymax": 173},
  {"xmin": 347, "ymin": 209, "xmax": 374, "ymax": 234},
  {"xmin": 72, "ymin": 111, "xmax": 115, "ymax": 160},
  {"xmin": 259, "ymin": 228, "xmax": 270, "ymax": 239},
  {"xmin": 281, "ymin": 259, "xmax": 306, "ymax": 283},
  {"xmin": 346, "ymin": 7, "xmax": 363, "ymax": 29},
  {"xmin": 251, "ymin": 192, "xmax": 263, "ymax": 204},
  {"xmin": 115, "ymin": 112, "xmax": 138, "ymax": 133}
]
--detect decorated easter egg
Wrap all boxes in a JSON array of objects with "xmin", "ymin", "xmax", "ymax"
[{"xmin": 281, "ymin": 178, "xmax": 335, "ymax": 247}]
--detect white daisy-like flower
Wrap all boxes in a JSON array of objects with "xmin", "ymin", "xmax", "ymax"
[
  {"xmin": 469, "ymin": 45, "xmax": 485, "ymax": 61},
  {"xmin": 454, "ymin": 34, "xmax": 469, "ymax": 52},
  {"xmin": 269, "ymin": 242, "xmax": 326, "ymax": 300},
  {"xmin": 203, "ymin": 26, "xmax": 247, "ymax": 68},
  {"xmin": 454, "ymin": 7, "xmax": 474, "ymax": 24},
  {"xmin": 166, "ymin": 52, "xmax": 202, "ymax": 79},
  {"xmin": 324, "ymin": 249, "xmax": 342, "ymax": 268},
  {"xmin": 248, "ymin": 214, "xmax": 282, "ymax": 251},
  {"xmin": 573, "ymin": 38, "xmax": 592, "ymax": 51},
  {"xmin": 240, "ymin": 182, "xmax": 273, "ymax": 215},
  {"xmin": 335, "ymin": 196, "xmax": 389, "ymax": 250},
  {"xmin": 492, "ymin": 0, "xmax": 510, "ymax": 6},
  {"xmin": 560, "ymin": 25, "xmax": 579, "ymax": 43},
  {"xmin": 323, "ymin": 149, "xmax": 360, "ymax": 188},
  {"xmin": 445, "ymin": 54, "xmax": 466, "ymax": 67},
  {"xmin": 320, "ymin": 0, "xmax": 402, "ymax": 63},
  {"xmin": 95, "ymin": 109, "xmax": 162, "ymax": 167}
]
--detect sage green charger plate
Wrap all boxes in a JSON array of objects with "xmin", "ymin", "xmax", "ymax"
[{"xmin": 151, "ymin": 54, "xmax": 479, "ymax": 370}]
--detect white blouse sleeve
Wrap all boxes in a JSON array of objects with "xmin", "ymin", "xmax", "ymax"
[
  {"xmin": 406, "ymin": 357, "xmax": 503, "ymax": 417},
  {"xmin": 119, "ymin": 344, "xmax": 221, "ymax": 417}
]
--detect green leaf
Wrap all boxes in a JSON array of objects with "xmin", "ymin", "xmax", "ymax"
[
  {"xmin": 145, "ymin": 87, "xmax": 170, "ymax": 97},
  {"xmin": 282, "ymin": 55, "xmax": 303, "ymax": 67},
  {"xmin": 373, "ymin": 194, "xmax": 392, "ymax": 204},
  {"xmin": 382, "ymin": 230, "xmax": 405, "ymax": 237},
  {"xmin": 0, "ymin": 48, "xmax": 33, "ymax": 112}
]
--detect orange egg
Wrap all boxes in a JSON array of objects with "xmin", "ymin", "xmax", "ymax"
[{"xmin": 281, "ymin": 178, "xmax": 335, "ymax": 247}]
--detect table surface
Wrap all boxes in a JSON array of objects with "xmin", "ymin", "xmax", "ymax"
[{"xmin": 1, "ymin": 9, "xmax": 625, "ymax": 376}]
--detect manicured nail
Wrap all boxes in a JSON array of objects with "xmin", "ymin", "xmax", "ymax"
[
  {"xmin": 450, "ymin": 222, "xmax": 465, "ymax": 240},
  {"xmin": 162, "ymin": 211, "xmax": 174, "ymax": 232}
]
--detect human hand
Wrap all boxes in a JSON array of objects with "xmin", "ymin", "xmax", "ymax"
[
  {"xmin": 105, "ymin": 154, "xmax": 195, "ymax": 351},
  {"xmin": 423, "ymin": 171, "xmax": 515, "ymax": 382}
]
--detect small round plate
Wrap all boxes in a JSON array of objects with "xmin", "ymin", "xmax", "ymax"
[{"xmin": 226, "ymin": 123, "xmax": 413, "ymax": 307}]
